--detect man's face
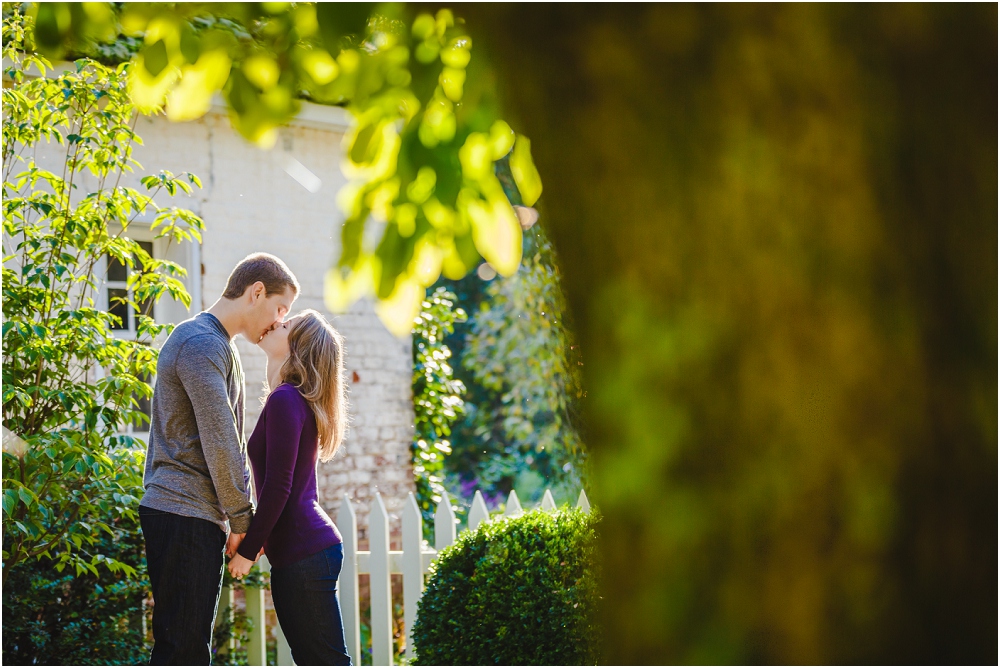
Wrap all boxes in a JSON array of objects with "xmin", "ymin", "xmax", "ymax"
[
  {"xmin": 248, "ymin": 284, "xmax": 296, "ymax": 344},
  {"xmin": 258, "ymin": 312, "xmax": 304, "ymax": 359}
]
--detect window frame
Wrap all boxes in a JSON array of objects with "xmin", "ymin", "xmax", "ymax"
[
  {"xmin": 97, "ymin": 223, "xmax": 160, "ymax": 437},
  {"xmin": 98, "ymin": 229, "xmax": 159, "ymax": 341}
]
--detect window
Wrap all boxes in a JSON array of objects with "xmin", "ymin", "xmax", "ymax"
[
  {"xmin": 103, "ymin": 240, "xmax": 154, "ymax": 433},
  {"xmin": 106, "ymin": 240, "xmax": 154, "ymax": 334},
  {"xmin": 99, "ymin": 228, "xmax": 198, "ymax": 437}
]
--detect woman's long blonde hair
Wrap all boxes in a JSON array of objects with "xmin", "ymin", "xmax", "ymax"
[{"xmin": 277, "ymin": 309, "xmax": 348, "ymax": 462}]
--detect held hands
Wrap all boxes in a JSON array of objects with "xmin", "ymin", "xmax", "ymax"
[
  {"xmin": 226, "ymin": 531, "xmax": 266, "ymax": 580},
  {"xmin": 228, "ymin": 552, "xmax": 255, "ymax": 579},
  {"xmin": 227, "ymin": 548, "xmax": 265, "ymax": 579}
]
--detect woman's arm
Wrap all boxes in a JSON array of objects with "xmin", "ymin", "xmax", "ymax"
[{"xmin": 234, "ymin": 388, "xmax": 306, "ymax": 563}]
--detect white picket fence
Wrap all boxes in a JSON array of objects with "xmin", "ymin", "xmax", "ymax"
[{"xmin": 218, "ymin": 487, "xmax": 591, "ymax": 666}]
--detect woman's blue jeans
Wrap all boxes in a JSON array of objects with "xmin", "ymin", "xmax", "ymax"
[{"xmin": 271, "ymin": 542, "xmax": 352, "ymax": 666}]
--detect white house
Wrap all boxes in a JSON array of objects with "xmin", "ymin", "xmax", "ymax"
[{"xmin": 103, "ymin": 100, "xmax": 416, "ymax": 547}]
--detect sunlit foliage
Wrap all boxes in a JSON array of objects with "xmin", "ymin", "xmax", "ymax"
[
  {"xmin": 411, "ymin": 287, "xmax": 466, "ymax": 528},
  {"xmin": 451, "ymin": 230, "xmax": 586, "ymax": 506},
  {"xmin": 23, "ymin": 2, "xmax": 544, "ymax": 335}
]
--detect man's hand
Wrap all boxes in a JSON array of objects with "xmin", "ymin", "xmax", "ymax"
[
  {"xmin": 226, "ymin": 532, "xmax": 245, "ymax": 558},
  {"xmin": 228, "ymin": 553, "xmax": 254, "ymax": 580}
]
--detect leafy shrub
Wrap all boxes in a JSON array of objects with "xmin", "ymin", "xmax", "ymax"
[
  {"xmin": 2, "ymin": 9, "xmax": 201, "ymax": 579},
  {"xmin": 1, "ymin": 510, "xmax": 149, "ymax": 665},
  {"xmin": 412, "ymin": 507, "xmax": 599, "ymax": 665},
  {"xmin": 458, "ymin": 230, "xmax": 586, "ymax": 503},
  {"xmin": 436, "ymin": 228, "xmax": 586, "ymax": 512},
  {"xmin": 411, "ymin": 288, "xmax": 467, "ymax": 534},
  {"xmin": 2, "ymin": 9, "xmax": 199, "ymax": 665}
]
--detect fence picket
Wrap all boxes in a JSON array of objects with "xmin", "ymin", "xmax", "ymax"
[
  {"xmin": 370, "ymin": 493, "xmax": 394, "ymax": 666},
  {"xmin": 468, "ymin": 490, "xmax": 490, "ymax": 532},
  {"xmin": 215, "ymin": 585, "xmax": 234, "ymax": 657},
  {"xmin": 245, "ymin": 558, "xmax": 267, "ymax": 667},
  {"xmin": 505, "ymin": 489, "xmax": 523, "ymax": 517},
  {"xmin": 402, "ymin": 493, "xmax": 423, "ymax": 661},
  {"xmin": 434, "ymin": 490, "xmax": 456, "ymax": 552},
  {"xmin": 540, "ymin": 489, "xmax": 557, "ymax": 512},
  {"xmin": 337, "ymin": 494, "xmax": 361, "ymax": 665},
  {"xmin": 576, "ymin": 489, "xmax": 591, "ymax": 513}
]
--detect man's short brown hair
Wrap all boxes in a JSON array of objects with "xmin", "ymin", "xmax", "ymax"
[{"xmin": 222, "ymin": 253, "xmax": 299, "ymax": 300}]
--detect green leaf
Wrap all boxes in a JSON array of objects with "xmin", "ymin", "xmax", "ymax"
[
  {"xmin": 31, "ymin": 3, "xmax": 70, "ymax": 58},
  {"xmin": 2, "ymin": 490, "xmax": 17, "ymax": 516},
  {"xmin": 143, "ymin": 39, "xmax": 169, "ymax": 77},
  {"xmin": 17, "ymin": 487, "xmax": 34, "ymax": 508},
  {"xmin": 510, "ymin": 135, "xmax": 542, "ymax": 207}
]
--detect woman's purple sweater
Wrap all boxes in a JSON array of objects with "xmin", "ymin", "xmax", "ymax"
[{"xmin": 236, "ymin": 384, "xmax": 341, "ymax": 569}]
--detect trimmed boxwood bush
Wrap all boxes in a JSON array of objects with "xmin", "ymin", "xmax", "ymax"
[{"xmin": 412, "ymin": 506, "xmax": 600, "ymax": 665}]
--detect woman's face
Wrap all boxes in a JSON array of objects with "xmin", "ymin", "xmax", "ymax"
[{"xmin": 258, "ymin": 314, "xmax": 302, "ymax": 360}]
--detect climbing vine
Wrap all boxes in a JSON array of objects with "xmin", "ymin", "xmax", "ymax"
[{"xmin": 411, "ymin": 287, "xmax": 467, "ymax": 528}]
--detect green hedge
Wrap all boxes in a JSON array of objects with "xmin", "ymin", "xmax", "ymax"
[
  {"xmin": 2, "ymin": 511, "xmax": 149, "ymax": 665},
  {"xmin": 412, "ymin": 506, "xmax": 600, "ymax": 665}
]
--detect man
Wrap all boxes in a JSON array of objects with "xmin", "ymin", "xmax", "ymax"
[{"xmin": 139, "ymin": 253, "xmax": 299, "ymax": 665}]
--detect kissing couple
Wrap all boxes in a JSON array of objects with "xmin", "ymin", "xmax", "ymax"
[{"xmin": 138, "ymin": 253, "xmax": 353, "ymax": 665}]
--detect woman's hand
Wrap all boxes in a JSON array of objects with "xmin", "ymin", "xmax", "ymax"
[{"xmin": 228, "ymin": 552, "xmax": 254, "ymax": 580}]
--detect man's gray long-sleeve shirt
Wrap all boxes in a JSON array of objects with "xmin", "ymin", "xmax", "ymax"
[{"xmin": 141, "ymin": 312, "xmax": 254, "ymax": 534}]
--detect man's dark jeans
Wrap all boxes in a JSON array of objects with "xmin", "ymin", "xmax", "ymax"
[
  {"xmin": 139, "ymin": 505, "xmax": 226, "ymax": 666},
  {"xmin": 271, "ymin": 542, "xmax": 352, "ymax": 666}
]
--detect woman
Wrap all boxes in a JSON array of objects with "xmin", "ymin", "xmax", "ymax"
[{"xmin": 228, "ymin": 309, "xmax": 351, "ymax": 666}]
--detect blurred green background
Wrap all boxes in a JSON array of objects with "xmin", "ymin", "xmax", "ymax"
[{"xmin": 461, "ymin": 3, "xmax": 997, "ymax": 664}]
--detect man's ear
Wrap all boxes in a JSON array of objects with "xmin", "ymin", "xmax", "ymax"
[{"xmin": 250, "ymin": 281, "xmax": 265, "ymax": 302}]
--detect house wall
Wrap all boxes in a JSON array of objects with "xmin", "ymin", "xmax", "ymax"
[{"xmin": 125, "ymin": 105, "xmax": 415, "ymax": 546}]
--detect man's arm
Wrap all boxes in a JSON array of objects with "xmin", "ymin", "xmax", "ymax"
[{"xmin": 175, "ymin": 335, "xmax": 254, "ymax": 534}]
